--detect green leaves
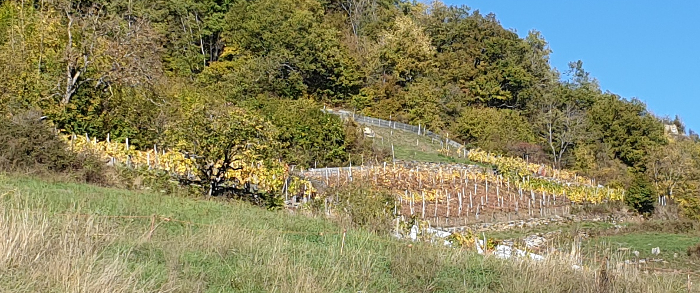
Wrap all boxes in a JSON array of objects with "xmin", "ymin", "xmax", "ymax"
[
  {"xmin": 167, "ymin": 104, "xmax": 280, "ymax": 199},
  {"xmin": 454, "ymin": 107, "xmax": 535, "ymax": 154},
  {"xmin": 625, "ymin": 175, "xmax": 656, "ymax": 215},
  {"xmin": 587, "ymin": 94, "xmax": 665, "ymax": 171},
  {"xmin": 223, "ymin": 0, "xmax": 361, "ymax": 101}
]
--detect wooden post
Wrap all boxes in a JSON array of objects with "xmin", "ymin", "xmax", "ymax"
[
  {"xmin": 469, "ymin": 191, "xmax": 473, "ymax": 209},
  {"xmin": 153, "ymin": 145, "xmax": 158, "ymax": 168},
  {"xmin": 125, "ymin": 137, "xmax": 130, "ymax": 167},
  {"xmin": 340, "ymin": 229, "xmax": 347, "ymax": 254},
  {"xmin": 446, "ymin": 193, "xmax": 450, "ymax": 219},
  {"xmin": 422, "ymin": 191, "xmax": 426, "ymax": 219},
  {"xmin": 519, "ymin": 186, "xmax": 523, "ymax": 200},
  {"xmin": 434, "ymin": 194, "xmax": 438, "ymax": 218},
  {"xmin": 398, "ymin": 197, "xmax": 402, "ymax": 216},
  {"xmin": 147, "ymin": 214, "xmax": 157, "ymax": 240},
  {"xmin": 282, "ymin": 176, "xmax": 290, "ymax": 203},
  {"xmin": 391, "ymin": 144, "xmax": 395, "ymax": 162},
  {"xmin": 409, "ymin": 191, "xmax": 414, "ymax": 216},
  {"xmin": 485, "ymin": 177, "xmax": 489, "ymax": 204},
  {"xmin": 458, "ymin": 192, "xmax": 463, "ymax": 217}
]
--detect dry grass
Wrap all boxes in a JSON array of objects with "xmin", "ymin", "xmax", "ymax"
[
  {"xmin": 500, "ymin": 254, "xmax": 683, "ymax": 293},
  {"xmin": 0, "ymin": 175, "xmax": 694, "ymax": 292},
  {"xmin": 0, "ymin": 206, "xmax": 148, "ymax": 292}
]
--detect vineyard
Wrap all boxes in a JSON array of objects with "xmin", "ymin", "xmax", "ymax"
[
  {"xmin": 303, "ymin": 149, "xmax": 625, "ymax": 227},
  {"xmin": 62, "ymin": 134, "xmax": 315, "ymax": 199},
  {"xmin": 62, "ymin": 131, "xmax": 626, "ymax": 227}
]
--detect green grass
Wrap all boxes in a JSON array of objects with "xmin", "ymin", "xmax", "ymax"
[
  {"xmin": 583, "ymin": 232, "xmax": 700, "ymax": 271},
  {"xmin": 0, "ymin": 174, "xmax": 692, "ymax": 292},
  {"xmin": 369, "ymin": 127, "xmax": 484, "ymax": 166}
]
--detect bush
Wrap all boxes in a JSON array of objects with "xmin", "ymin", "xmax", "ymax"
[
  {"xmin": 453, "ymin": 107, "xmax": 536, "ymax": 155},
  {"xmin": 688, "ymin": 241, "xmax": 700, "ymax": 258},
  {"xmin": 0, "ymin": 111, "xmax": 107, "ymax": 184},
  {"xmin": 624, "ymin": 176, "xmax": 656, "ymax": 215},
  {"xmin": 323, "ymin": 182, "xmax": 395, "ymax": 233},
  {"xmin": 343, "ymin": 120, "xmax": 391, "ymax": 166},
  {"xmin": 243, "ymin": 98, "xmax": 390, "ymax": 168}
]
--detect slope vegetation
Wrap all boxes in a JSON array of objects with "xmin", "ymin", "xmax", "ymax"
[{"xmin": 0, "ymin": 174, "xmax": 690, "ymax": 292}]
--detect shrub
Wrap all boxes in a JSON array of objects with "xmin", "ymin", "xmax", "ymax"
[
  {"xmin": 687, "ymin": 241, "xmax": 700, "ymax": 258},
  {"xmin": 453, "ymin": 107, "xmax": 536, "ymax": 155},
  {"xmin": 323, "ymin": 182, "xmax": 395, "ymax": 233},
  {"xmin": 243, "ymin": 98, "xmax": 389, "ymax": 168},
  {"xmin": 0, "ymin": 110, "xmax": 106, "ymax": 184},
  {"xmin": 624, "ymin": 176, "xmax": 656, "ymax": 215},
  {"xmin": 343, "ymin": 120, "xmax": 391, "ymax": 166}
]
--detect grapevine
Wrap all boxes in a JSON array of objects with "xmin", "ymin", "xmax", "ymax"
[{"xmin": 62, "ymin": 134, "xmax": 315, "ymax": 197}]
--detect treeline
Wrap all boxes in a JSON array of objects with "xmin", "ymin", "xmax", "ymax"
[{"xmin": 1, "ymin": 0, "xmax": 699, "ymax": 216}]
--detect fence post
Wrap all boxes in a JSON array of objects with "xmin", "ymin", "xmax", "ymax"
[
  {"xmin": 153, "ymin": 145, "xmax": 158, "ymax": 168},
  {"xmin": 422, "ymin": 191, "xmax": 426, "ymax": 219},
  {"xmin": 340, "ymin": 229, "xmax": 347, "ymax": 254}
]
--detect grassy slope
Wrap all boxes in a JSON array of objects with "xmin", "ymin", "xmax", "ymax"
[
  {"xmin": 0, "ymin": 175, "xmax": 690, "ymax": 292},
  {"xmin": 369, "ymin": 127, "xmax": 478, "ymax": 165}
]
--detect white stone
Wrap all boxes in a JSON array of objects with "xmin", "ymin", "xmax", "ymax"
[
  {"xmin": 409, "ymin": 225, "xmax": 419, "ymax": 241},
  {"xmin": 651, "ymin": 247, "xmax": 660, "ymax": 255}
]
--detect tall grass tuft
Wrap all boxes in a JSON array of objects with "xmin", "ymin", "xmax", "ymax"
[{"xmin": 0, "ymin": 205, "xmax": 149, "ymax": 292}]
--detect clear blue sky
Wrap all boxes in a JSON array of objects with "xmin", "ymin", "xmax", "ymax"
[{"xmin": 438, "ymin": 0, "xmax": 700, "ymax": 132}]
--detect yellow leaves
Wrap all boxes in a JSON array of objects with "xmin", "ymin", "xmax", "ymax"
[
  {"xmin": 61, "ymin": 134, "xmax": 314, "ymax": 197},
  {"xmin": 447, "ymin": 231, "xmax": 475, "ymax": 248},
  {"xmin": 384, "ymin": 15, "xmax": 435, "ymax": 57},
  {"xmin": 467, "ymin": 148, "xmax": 623, "ymax": 203}
]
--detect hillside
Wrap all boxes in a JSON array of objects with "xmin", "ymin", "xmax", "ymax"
[
  {"xmin": 0, "ymin": 174, "xmax": 693, "ymax": 292},
  {"xmin": 3, "ymin": 0, "xmax": 700, "ymax": 216},
  {"xmin": 3, "ymin": 0, "xmax": 700, "ymax": 291}
]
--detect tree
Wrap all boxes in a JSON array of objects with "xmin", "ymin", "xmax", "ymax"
[
  {"xmin": 143, "ymin": 0, "xmax": 233, "ymax": 76},
  {"xmin": 167, "ymin": 105, "xmax": 280, "ymax": 205},
  {"xmin": 587, "ymin": 94, "xmax": 665, "ymax": 171},
  {"xmin": 247, "ymin": 98, "xmax": 349, "ymax": 168},
  {"xmin": 625, "ymin": 175, "xmax": 656, "ymax": 215},
  {"xmin": 223, "ymin": 0, "xmax": 362, "ymax": 101},
  {"xmin": 423, "ymin": 5, "xmax": 547, "ymax": 110},
  {"xmin": 454, "ymin": 106, "xmax": 536, "ymax": 154},
  {"xmin": 377, "ymin": 14, "xmax": 435, "ymax": 86},
  {"xmin": 647, "ymin": 139, "xmax": 699, "ymax": 205},
  {"xmin": 56, "ymin": 0, "xmax": 162, "ymax": 105},
  {"xmin": 532, "ymin": 84, "xmax": 587, "ymax": 169},
  {"xmin": 401, "ymin": 77, "xmax": 447, "ymax": 131}
]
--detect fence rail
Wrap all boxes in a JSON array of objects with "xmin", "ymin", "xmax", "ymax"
[{"xmin": 322, "ymin": 109, "xmax": 464, "ymax": 149}]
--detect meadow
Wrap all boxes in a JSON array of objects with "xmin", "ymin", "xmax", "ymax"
[{"xmin": 0, "ymin": 174, "xmax": 693, "ymax": 292}]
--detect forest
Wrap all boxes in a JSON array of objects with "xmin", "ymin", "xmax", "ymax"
[{"xmin": 1, "ymin": 0, "xmax": 699, "ymax": 217}]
